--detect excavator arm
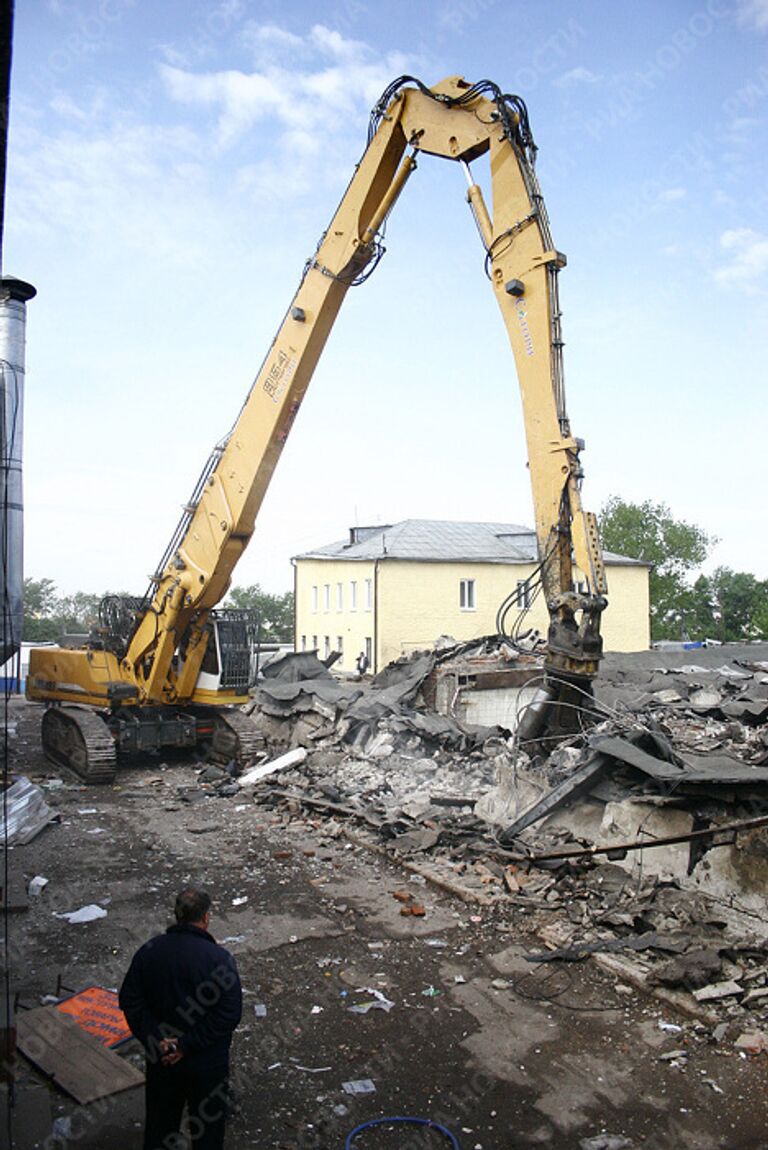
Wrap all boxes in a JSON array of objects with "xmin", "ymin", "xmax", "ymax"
[{"xmin": 31, "ymin": 75, "xmax": 607, "ymax": 729}]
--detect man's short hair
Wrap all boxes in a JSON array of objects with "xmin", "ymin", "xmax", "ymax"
[{"xmin": 175, "ymin": 888, "xmax": 212, "ymax": 924}]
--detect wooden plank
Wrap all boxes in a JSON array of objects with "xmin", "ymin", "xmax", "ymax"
[
  {"xmin": 0, "ymin": 868, "xmax": 29, "ymax": 911},
  {"xmin": 17, "ymin": 1006, "xmax": 144, "ymax": 1105}
]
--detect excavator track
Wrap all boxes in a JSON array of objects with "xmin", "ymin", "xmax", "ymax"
[
  {"xmin": 41, "ymin": 706, "xmax": 118, "ymax": 785},
  {"xmin": 209, "ymin": 708, "xmax": 265, "ymax": 768}
]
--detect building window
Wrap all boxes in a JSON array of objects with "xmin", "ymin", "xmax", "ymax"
[
  {"xmin": 350, "ymin": 581, "xmax": 357, "ymax": 611},
  {"xmin": 364, "ymin": 578, "xmax": 373, "ymax": 610},
  {"xmin": 365, "ymin": 637, "xmax": 372, "ymax": 665},
  {"xmin": 459, "ymin": 578, "xmax": 476, "ymax": 610},
  {"xmin": 311, "ymin": 585, "xmax": 318, "ymax": 613},
  {"xmin": 337, "ymin": 635, "xmax": 343, "ymax": 656},
  {"xmin": 573, "ymin": 580, "xmax": 588, "ymax": 594},
  {"xmin": 516, "ymin": 579, "xmax": 532, "ymax": 608},
  {"xmin": 301, "ymin": 635, "xmax": 306, "ymax": 651},
  {"xmin": 312, "ymin": 635, "xmax": 318, "ymax": 651},
  {"xmin": 323, "ymin": 584, "xmax": 330, "ymax": 611},
  {"xmin": 324, "ymin": 635, "xmax": 330, "ymax": 659},
  {"xmin": 336, "ymin": 582, "xmax": 343, "ymax": 611}
]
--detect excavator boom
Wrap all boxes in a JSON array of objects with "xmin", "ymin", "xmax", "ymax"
[{"xmin": 27, "ymin": 75, "xmax": 607, "ymax": 779}]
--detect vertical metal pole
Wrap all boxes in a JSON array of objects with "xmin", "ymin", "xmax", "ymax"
[{"xmin": 0, "ymin": 277, "xmax": 35, "ymax": 666}]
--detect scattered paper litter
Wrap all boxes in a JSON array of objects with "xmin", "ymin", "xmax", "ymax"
[
  {"xmin": 342, "ymin": 1079, "xmax": 376, "ymax": 1095},
  {"xmin": 348, "ymin": 988, "xmax": 395, "ymax": 1015},
  {"xmin": 54, "ymin": 904, "xmax": 108, "ymax": 924}
]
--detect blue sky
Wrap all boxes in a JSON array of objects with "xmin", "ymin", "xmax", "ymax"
[{"xmin": 7, "ymin": 0, "xmax": 768, "ymax": 597}]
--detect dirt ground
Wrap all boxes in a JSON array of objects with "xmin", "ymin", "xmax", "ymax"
[{"xmin": 4, "ymin": 697, "xmax": 768, "ymax": 1150}]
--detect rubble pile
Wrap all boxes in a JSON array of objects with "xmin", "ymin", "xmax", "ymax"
[
  {"xmin": 228, "ymin": 641, "xmax": 768, "ymax": 1022},
  {"xmin": 243, "ymin": 646, "xmax": 505, "ymax": 756}
]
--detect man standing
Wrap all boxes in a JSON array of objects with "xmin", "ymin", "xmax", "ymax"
[{"xmin": 119, "ymin": 888, "xmax": 242, "ymax": 1150}]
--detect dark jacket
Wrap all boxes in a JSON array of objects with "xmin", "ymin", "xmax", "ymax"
[{"xmin": 119, "ymin": 923, "xmax": 242, "ymax": 1069}]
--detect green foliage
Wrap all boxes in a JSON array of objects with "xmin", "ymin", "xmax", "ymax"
[
  {"xmin": 23, "ymin": 577, "xmax": 296, "ymax": 646},
  {"xmin": 23, "ymin": 578, "xmax": 102, "ymax": 642},
  {"xmin": 599, "ymin": 497, "xmax": 715, "ymax": 641},
  {"xmin": 690, "ymin": 567, "xmax": 768, "ymax": 642},
  {"xmin": 225, "ymin": 583, "xmax": 294, "ymax": 643}
]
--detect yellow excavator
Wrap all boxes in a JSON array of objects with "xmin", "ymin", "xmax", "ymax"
[{"xmin": 26, "ymin": 75, "xmax": 607, "ymax": 782}]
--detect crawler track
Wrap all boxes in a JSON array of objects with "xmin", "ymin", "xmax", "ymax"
[
  {"xmin": 41, "ymin": 706, "xmax": 118, "ymax": 784},
  {"xmin": 209, "ymin": 708, "xmax": 265, "ymax": 768}
]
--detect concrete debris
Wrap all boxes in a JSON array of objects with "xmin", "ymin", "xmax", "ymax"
[
  {"xmin": 692, "ymin": 979, "xmax": 744, "ymax": 1002},
  {"xmin": 648, "ymin": 948, "xmax": 723, "ymax": 990},
  {"xmin": 734, "ymin": 1030, "xmax": 767, "ymax": 1054},
  {"xmin": 239, "ymin": 747, "xmax": 308, "ymax": 787},
  {"xmin": 225, "ymin": 639, "xmax": 768, "ymax": 1020}
]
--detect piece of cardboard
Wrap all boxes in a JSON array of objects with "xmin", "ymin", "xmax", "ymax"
[{"xmin": 55, "ymin": 986, "xmax": 132, "ymax": 1047}]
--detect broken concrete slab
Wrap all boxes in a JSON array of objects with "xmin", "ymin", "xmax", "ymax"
[
  {"xmin": 692, "ymin": 979, "xmax": 744, "ymax": 1002},
  {"xmin": 598, "ymin": 801, "xmax": 694, "ymax": 882}
]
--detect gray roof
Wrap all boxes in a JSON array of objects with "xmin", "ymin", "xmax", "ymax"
[{"xmin": 294, "ymin": 520, "xmax": 647, "ymax": 567}]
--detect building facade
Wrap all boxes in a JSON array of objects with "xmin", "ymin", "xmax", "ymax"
[{"xmin": 293, "ymin": 520, "xmax": 650, "ymax": 674}]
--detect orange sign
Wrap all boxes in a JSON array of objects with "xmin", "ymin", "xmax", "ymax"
[{"xmin": 55, "ymin": 986, "xmax": 132, "ymax": 1047}]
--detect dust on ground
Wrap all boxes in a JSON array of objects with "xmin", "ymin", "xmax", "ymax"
[{"xmin": 5, "ymin": 697, "xmax": 768, "ymax": 1150}]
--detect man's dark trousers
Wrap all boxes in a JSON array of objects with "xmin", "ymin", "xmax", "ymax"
[{"xmin": 144, "ymin": 1056, "xmax": 229, "ymax": 1150}]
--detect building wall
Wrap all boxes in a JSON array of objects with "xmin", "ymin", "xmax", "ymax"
[
  {"xmin": 295, "ymin": 556, "xmax": 650, "ymax": 673},
  {"xmin": 294, "ymin": 557, "xmax": 377, "ymax": 672},
  {"xmin": 600, "ymin": 562, "xmax": 650, "ymax": 653},
  {"xmin": 376, "ymin": 560, "xmax": 541, "ymax": 667}
]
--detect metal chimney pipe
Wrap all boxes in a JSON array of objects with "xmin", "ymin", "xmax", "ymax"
[{"xmin": 0, "ymin": 275, "xmax": 36, "ymax": 665}]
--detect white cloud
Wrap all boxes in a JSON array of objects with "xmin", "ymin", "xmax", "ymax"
[
  {"xmin": 159, "ymin": 24, "xmax": 418, "ymax": 158},
  {"xmin": 658, "ymin": 187, "xmax": 686, "ymax": 202},
  {"xmin": 241, "ymin": 23, "xmax": 307, "ymax": 67},
  {"xmin": 159, "ymin": 64, "xmax": 285, "ymax": 144},
  {"xmin": 49, "ymin": 92, "xmax": 89, "ymax": 121},
  {"xmin": 738, "ymin": 0, "xmax": 768, "ymax": 31},
  {"xmin": 241, "ymin": 21, "xmax": 373, "ymax": 69},
  {"xmin": 555, "ymin": 66, "xmax": 602, "ymax": 87},
  {"xmin": 714, "ymin": 227, "xmax": 768, "ymax": 285}
]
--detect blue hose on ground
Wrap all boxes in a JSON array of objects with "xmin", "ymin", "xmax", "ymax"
[{"xmin": 345, "ymin": 1115, "xmax": 460, "ymax": 1149}]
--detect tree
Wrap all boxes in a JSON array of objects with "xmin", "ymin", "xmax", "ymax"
[
  {"xmin": 599, "ymin": 497, "xmax": 715, "ymax": 641},
  {"xmin": 23, "ymin": 577, "xmax": 61, "ymax": 641},
  {"xmin": 225, "ymin": 584, "xmax": 294, "ymax": 643},
  {"xmin": 56, "ymin": 591, "xmax": 101, "ymax": 634},
  {"xmin": 690, "ymin": 567, "xmax": 768, "ymax": 642},
  {"xmin": 23, "ymin": 576, "xmax": 57, "ymax": 617},
  {"xmin": 23, "ymin": 579, "xmax": 103, "ymax": 642}
]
